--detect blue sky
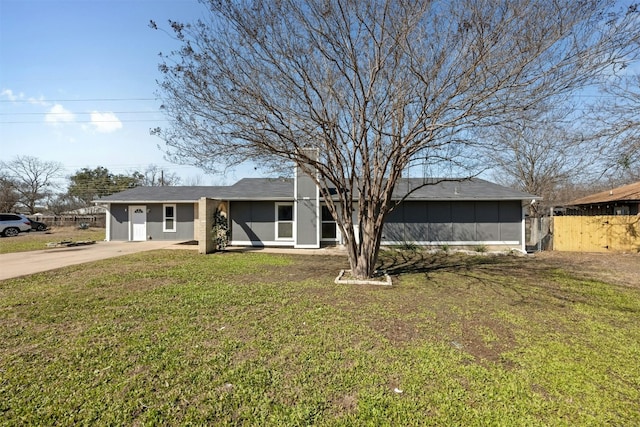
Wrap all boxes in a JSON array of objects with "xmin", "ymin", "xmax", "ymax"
[
  {"xmin": 0, "ymin": 0, "xmax": 252, "ymax": 186},
  {"xmin": 1, "ymin": 1, "xmax": 637, "ymax": 189}
]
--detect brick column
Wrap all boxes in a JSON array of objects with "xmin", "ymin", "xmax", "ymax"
[{"xmin": 198, "ymin": 197, "xmax": 220, "ymax": 254}]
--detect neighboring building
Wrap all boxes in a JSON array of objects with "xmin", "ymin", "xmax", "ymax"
[
  {"xmin": 63, "ymin": 205, "xmax": 108, "ymax": 215},
  {"xmin": 552, "ymin": 181, "xmax": 640, "ymax": 252},
  {"xmin": 561, "ymin": 181, "xmax": 640, "ymax": 216},
  {"xmin": 95, "ymin": 167, "xmax": 538, "ymax": 253}
]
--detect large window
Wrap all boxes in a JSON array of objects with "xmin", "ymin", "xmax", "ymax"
[
  {"xmin": 163, "ymin": 204, "xmax": 176, "ymax": 232},
  {"xmin": 276, "ymin": 203, "xmax": 293, "ymax": 239},
  {"xmin": 321, "ymin": 205, "xmax": 337, "ymax": 240}
]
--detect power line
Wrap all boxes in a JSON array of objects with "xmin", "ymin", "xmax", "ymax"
[
  {"xmin": 0, "ymin": 111, "xmax": 161, "ymax": 116},
  {"xmin": 0, "ymin": 109, "xmax": 166, "ymax": 123},
  {"xmin": 0, "ymin": 119, "xmax": 168, "ymax": 124},
  {"xmin": 0, "ymin": 98, "xmax": 157, "ymax": 103}
]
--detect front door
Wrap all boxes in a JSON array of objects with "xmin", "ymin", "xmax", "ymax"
[{"xmin": 130, "ymin": 205, "xmax": 147, "ymax": 241}]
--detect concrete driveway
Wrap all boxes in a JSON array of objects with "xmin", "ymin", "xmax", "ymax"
[{"xmin": 0, "ymin": 240, "xmax": 192, "ymax": 281}]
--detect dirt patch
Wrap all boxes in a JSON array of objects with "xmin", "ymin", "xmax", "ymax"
[
  {"xmin": 534, "ymin": 251, "xmax": 640, "ymax": 289},
  {"xmin": 19, "ymin": 226, "xmax": 103, "ymax": 242},
  {"xmin": 253, "ymin": 254, "xmax": 350, "ymax": 283},
  {"xmin": 272, "ymin": 249, "xmax": 640, "ymax": 366}
]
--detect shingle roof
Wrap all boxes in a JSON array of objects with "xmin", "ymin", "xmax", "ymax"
[
  {"xmin": 94, "ymin": 179, "xmax": 294, "ymax": 203},
  {"xmin": 94, "ymin": 186, "xmax": 229, "ymax": 203},
  {"xmin": 392, "ymin": 178, "xmax": 538, "ymax": 201},
  {"xmin": 95, "ymin": 177, "xmax": 537, "ymax": 203},
  {"xmin": 567, "ymin": 181, "xmax": 640, "ymax": 206},
  {"xmin": 221, "ymin": 178, "xmax": 293, "ymax": 199}
]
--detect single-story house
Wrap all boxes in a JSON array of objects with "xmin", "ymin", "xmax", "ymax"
[
  {"xmin": 561, "ymin": 181, "xmax": 640, "ymax": 216},
  {"xmin": 95, "ymin": 168, "xmax": 538, "ymax": 253}
]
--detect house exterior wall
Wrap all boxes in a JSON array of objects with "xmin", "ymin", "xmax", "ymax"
[
  {"xmin": 230, "ymin": 201, "xmax": 294, "ymax": 246},
  {"xmin": 295, "ymin": 165, "xmax": 320, "ymax": 248},
  {"xmin": 107, "ymin": 203, "xmax": 195, "ymax": 241},
  {"xmin": 109, "ymin": 205, "xmax": 129, "ymax": 240},
  {"xmin": 296, "ymin": 199, "xmax": 318, "ymax": 246},
  {"xmin": 228, "ymin": 199, "xmax": 524, "ymax": 249},
  {"xmin": 101, "ymin": 181, "xmax": 530, "ymax": 251},
  {"xmin": 147, "ymin": 204, "xmax": 194, "ymax": 240},
  {"xmin": 382, "ymin": 200, "xmax": 523, "ymax": 248}
]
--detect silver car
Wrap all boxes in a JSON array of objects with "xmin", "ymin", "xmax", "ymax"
[{"xmin": 0, "ymin": 213, "xmax": 32, "ymax": 237}]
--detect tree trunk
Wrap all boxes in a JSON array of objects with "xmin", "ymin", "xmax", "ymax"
[
  {"xmin": 352, "ymin": 242, "xmax": 380, "ymax": 279},
  {"xmin": 152, "ymin": 0, "xmax": 640, "ymax": 283},
  {"xmin": 347, "ymin": 206, "xmax": 385, "ymax": 279}
]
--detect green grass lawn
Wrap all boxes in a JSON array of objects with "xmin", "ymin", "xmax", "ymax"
[
  {"xmin": 1, "ymin": 250, "xmax": 639, "ymax": 425},
  {"xmin": 0, "ymin": 227, "xmax": 105, "ymax": 254}
]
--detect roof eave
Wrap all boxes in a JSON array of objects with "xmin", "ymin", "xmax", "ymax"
[
  {"xmin": 94, "ymin": 199, "xmax": 200, "ymax": 204},
  {"xmin": 396, "ymin": 196, "xmax": 540, "ymax": 201},
  {"xmin": 95, "ymin": 197, "xmax": 295, "ymax": 204}
]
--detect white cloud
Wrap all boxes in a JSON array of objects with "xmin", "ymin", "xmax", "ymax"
[
  {"xmin": 1, "ymin": 88, "xmax": 48, "ymax": 106},
  {"xmin": 89, "ymin": 111, "xmax": 123, "ymax": 133},
  {"xmin": 45, "ymin": 104, "xmax": 76, "ymax": 124},
  {"xmin": 1, "ymin": 88, "xmax": 23, "ymax": 101}
]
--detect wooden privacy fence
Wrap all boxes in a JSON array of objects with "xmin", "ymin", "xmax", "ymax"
[{"xmin": 553, "ymin": 215, "xmax": 640, "ymax": 252}]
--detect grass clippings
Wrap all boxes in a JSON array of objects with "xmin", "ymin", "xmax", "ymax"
[{"xmin": 1, "ymin": 249, "xmax": 639, "ymax": 425}]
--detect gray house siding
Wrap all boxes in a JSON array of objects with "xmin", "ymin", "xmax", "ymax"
[
  {"xmin": 147, "ymin": 203, "xmax": 195, "ymax": 241},
  {"xmin": 108, "ymin": 203, "xmax": 195, "ymax": 241},
  {"xmin": 230, "ymin": 201, "xmax": 288, "ymax": 245},
  {"xmin": 97, "ymin": 177, "xmax": 535, "ymax": 250},
  {"xmin": 295, "ymin": 166, "xmax": 319, "ymax": 248},
  {"xmin": 296, "ymin": 199, "xmax": 318, "ymax": 246},
  {"xmin": 382, "ymin": 200, "xmax": 522, "ymax": 245},
  {"xmin": 499, "ymin": 201, "xmax": 522, "ymax": 241},
  {"xmin": 476, "ymin": 201, "xmax": 500, "ymax": 240},
  {"xmin": 428, "ymin": 202, "xmax": 453, "ymax": 241},
  {"xmin": 109, "ymin": 205, "xmax": 129, "ymax": 240}
]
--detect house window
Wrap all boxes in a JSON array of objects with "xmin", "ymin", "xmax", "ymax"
[
  {"xmin": 321, "ymin": 205, "xmax": 337, "ymax": 240},
  {"xmin": 276, "ymin": 203, "xmax": 293, "ymax": 239},
  {"xmin": 615, "ymin": 206, "xmax": 629, "ymax": 215},
  {"xmin": 163, "ymin": 204, "xmax": 176, "ymax": 232}
]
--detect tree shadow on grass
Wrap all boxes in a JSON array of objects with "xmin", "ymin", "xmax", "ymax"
[
  {"xmin": 378, "ymin": 249, "xmax": 584, "ymax": 308},
  {"xmin": 377, "ymin": 249, "xmax": 640, "ymax": 314},
  {"xmin": 378, "ymin": 249, "xmax": 513, "ymax": 277}
]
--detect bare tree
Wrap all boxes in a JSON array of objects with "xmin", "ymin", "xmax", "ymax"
[
  {"xmin": 140, "ymin": 164, "xmax": 181, "ymax": 186},
  {"xmin": 0, "ymin": 173, "xmax": 20, "ymax": 212},
  {"xmin": 153, "ymin": 0, "xmax": 639, "ymax": 278},
  {"xmin": 589, "ymin": 72, "xmax": 640, "ymax": 182},
  {"xmin": 47, "ymin": 193, "xmax": 85, "ymax": 215},
  {"xmin": 182, "ymin": 174, "xmax": 206, "ymax": 186},
  {"xmin": 477, "ymin": 107, "xmax": 596, "ymax": 216},
  {"xmin": 0, "ymin": 156, "xmax": 63, "ymax": 214}
]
